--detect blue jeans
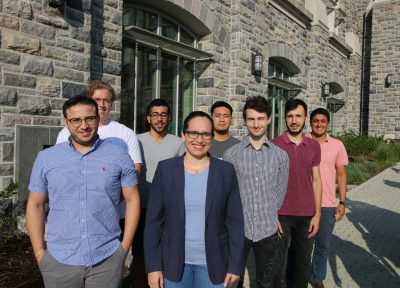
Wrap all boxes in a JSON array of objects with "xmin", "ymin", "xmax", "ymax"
[
  {"xmin": 311, "ymin": 207, "xmax": 336, "ymax": 283},
  {"xmin": 164, "ymin": 264, "xmax": 224, "ymax": 288}
]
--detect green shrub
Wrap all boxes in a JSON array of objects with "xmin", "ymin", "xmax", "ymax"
[
  {"xmin": 338, "ymin": 133, "xmax": 400, "ymax": 185},
  {"xmin": 0, "ymin": 181, "xmax": 19, "ymax": 243}
]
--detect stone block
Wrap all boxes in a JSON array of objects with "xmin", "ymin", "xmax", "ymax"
[
  {"xmin": 54, "ymin": 67, "xmax": 84, "ymax": 82},
  {"xmin": 50, "ymin": 98, "xmax": 66, "ymax": 110},
  {"xmin": 0, "ymin": 164, "xmax": 13, "ymax": 177},
  {"xmin": 41, "ymin": 46, "xmax": 68, "ymax": 61},
  {"xmin": 21, "ymin": 21, "xmax": 56, "ymax": 40},
  {"xmin": 108, "ymin": 9, "xmax": 122, "ymax": 26},
  {"xmin": 0, "ymin": 50, "xmax": 20, "ymax": 65},
  {"xmin": 2, "ymin": 114, "xmax": 32, "ymax": 127},
  {"xmin": 103, "ymin": 59, "xmax": 121, "ymax": 75},
  {"xmin": 70, "ymin": 27, "xmax": 91, "ymax": 43},
  {"xmin": 69, "ymin": 53, "xmax": 90, "ymax": 71},
  {"xmin": 3, "ymin": 0, "xmax": 18, "ymax": 15},
  {"xmin": 2, "ymin": 31, "xmax": 40, "ymax": 54},
  {"xmin": 62, "ymin": 82, "xmax": 86, "ymax": 98},
  {"xmin": 198, "ymin": 78, "xmax": 214, "ymax": 88},
  {"xmin": 105, "ymin": 0, "xmax": 118, "ymax": 8},
  {"xmin": 35, "ymin": 13, "xmax": 69, "ymax": 29},
  {"xmin": 56, "ymin": 37, "xmax": 84, "ymax": 52},
  {"xmin": 17, "ymin": 97, "xmax": 51, "ymax": 115},
  {"xmin": 23, "ymin": 57, "xmax": 54, "ymax": 76},
  {"xmin": 36, "ymin": 79, "xmax": 60, "ymax": 97},
  {"xmin": 235, "ymin": 85, "xmax": 246, "ymax": 95},
  {"xmin": 4, "ymin": 73, "xmax": 37, "ymax": 88},
  {"xmin": 0, "ymin": 15, "xmax": 20, "ymax": 30},
  {"xmin": 103, "ymin": 33, "xmax": 122, "ymax": 50},
  {"xmin": 32, "ymin": 116, "xmax": 61, "ymax": 126},
  {"xmin": 0, "ymin": 87, "xmax": 18, "ymax": 105},
  {"xmin": 0, "ymin": 128, "xmax": 14, "ymax": 141},
  {"xmin": 18, "ymin": 0, "xmax": 33, "ymax": 20}
]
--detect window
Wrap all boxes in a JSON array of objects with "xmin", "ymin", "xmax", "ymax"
[
  {"xmin": 121, "ymin": 7, "xmax": 201, "ymax": 135},
  {"xmin": 267, "ymin": 62, "xmax": 293, "ymax": 139}
]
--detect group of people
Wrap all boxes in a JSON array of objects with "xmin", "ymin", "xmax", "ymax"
[{"xmin": 26, "ymin": 80, "xmax": 348, "ymax": 288}]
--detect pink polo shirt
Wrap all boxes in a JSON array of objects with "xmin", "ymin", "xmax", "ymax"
[
  {"xmin": 272, "ymin": 133, "xmax": 321, "ymax": 216},
  {"xmin": 311, "ymin": 134, "xmax": 348, "ymax": 208}
]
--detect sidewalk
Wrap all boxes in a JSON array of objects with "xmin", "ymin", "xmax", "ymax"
[{"xmin": 243, "ymin": 164, "xmax": 400, "ymax": 287}]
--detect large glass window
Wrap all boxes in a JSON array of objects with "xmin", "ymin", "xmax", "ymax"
[
  {"xmin": 121, "ymin": 7, "xmax": 199, "ymax": 135},
  {"xmin": 268, "ymin": 62, "xmax": 293, "ymax": 139}
]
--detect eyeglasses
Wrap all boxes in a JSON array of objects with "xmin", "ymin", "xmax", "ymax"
[
  {"xmin": 150, "ymin": 112, "xmax": 169, "ymax": 119},
  {"xmin": 185, "ymin": 131, "xmax": 213, "ymax": 140},
  {"xmin": 67, "ymin": 116, "xmax": 98, "ymax": 127}
]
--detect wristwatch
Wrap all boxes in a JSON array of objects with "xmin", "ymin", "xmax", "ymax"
[{"xmin": 339, "ymin": 200, "xmax": 346, "ymax": 206}]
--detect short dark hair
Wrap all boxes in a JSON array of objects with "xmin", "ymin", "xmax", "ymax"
[
  {"xmin": 182, "ymin": 111, "xmax": 214, "ymax": 136},
  {"xmin": 310, "ymin": 108, "xmax": 330, "ymax": 123},
  {"xmin": 284, "ymin": 99, "xmax": 308, "ymax": 116},
  {"xmin": 242, "ymin": 96, "xmax": 272, "ymax": 119},
  {"xmin": 211, "ymin": 101, "xmax": 233, "ymax": 115},
  {"xmin": 87, "ymin": 80, "xmax": 116, "ymax": 101},
  {"xmin": 146, "ymin": 99, "xmax": 171, "ymax": 115},
  {"xmin": 63, "ymin": 95, "xmax": 99, "ymax": 118}
]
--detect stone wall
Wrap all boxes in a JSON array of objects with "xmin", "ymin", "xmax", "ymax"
[
  {"xmin": 0, "ymin": 0, "xmax": 123, "ymax": 190},
  {"xmin": 368, "ymin": 0, "xmax": 400, "ymax": 139},
  {"xmin": 191, "ymin": 0, "xmax": 361, "ymax": 135}
]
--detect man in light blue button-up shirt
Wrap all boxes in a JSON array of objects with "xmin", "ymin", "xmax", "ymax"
[{"xmin": 26, "ymin": 95, "xmax": 140, "ymax": 288}]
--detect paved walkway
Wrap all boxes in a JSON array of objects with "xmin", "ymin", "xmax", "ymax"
[{"xmin": 243, "ymin": 164, "xmax": 400, "ymax": 287}]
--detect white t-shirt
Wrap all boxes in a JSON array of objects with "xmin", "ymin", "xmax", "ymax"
[
  {"xmin": 56, "ymin": 121, "xmax": 142, "ymax": 218},
  {"xmin": 56, "ymin": 120, "xmax": 142, "ymax": 165}
]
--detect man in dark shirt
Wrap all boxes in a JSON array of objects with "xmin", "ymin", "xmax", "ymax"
[
  {"xmin": 209, "ymin": 101, "xmax": 240, "ymax": 158},
  {"xmin": 272, "ymin": 99, "xmax": 322, "ymax": 288}
]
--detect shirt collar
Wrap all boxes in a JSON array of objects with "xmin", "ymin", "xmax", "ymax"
[
  {"xmin": 283, "ymin": 131, "xmax": 308, "ymax": 145},
  {"xmin": 243, "ymin": 136, "xmax": 271, "ymax": 149},
  {"xmin": 68, "ymin": 134, "xmax": 102, "ymax": 154}
]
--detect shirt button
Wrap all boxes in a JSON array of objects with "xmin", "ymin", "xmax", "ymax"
[
  {"xmin": 255, "ymin": 191, "xmax": 258, "ymax": 194},
  {"xmin": 81, "ymin": 234, "xmax": 86, "ymax": 238},
  {"xmin": 81, "ymin": 219, "xmax": 86, "ymax": 223}
]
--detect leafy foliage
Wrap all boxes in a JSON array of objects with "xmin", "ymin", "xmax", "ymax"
[
  {"xmin": 0, "ymin": 181, "xmax": 20, "ymax": 245},
  {"xmin": 337, "ymin": 133, "xmax": 400, "ymax": 185}
]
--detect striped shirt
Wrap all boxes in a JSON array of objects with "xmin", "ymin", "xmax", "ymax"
[{"xmin": 223, "ymin": 137, "xmax": 289, "ymax": 241}]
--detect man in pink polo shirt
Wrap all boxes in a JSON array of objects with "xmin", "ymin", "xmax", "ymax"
[
  {"xmin": 272, "ymin": 99, "xmax": 322, "ymax": 288},
  {"xmin": 309, "ymin": 108, "xmax": 348, "ymax": 288}
]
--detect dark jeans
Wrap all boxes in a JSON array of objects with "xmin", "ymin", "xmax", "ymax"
[
  {"xmin": 239, "ymin": 233, "xmax": 278, "ymax": 288},
  {"xmin": 273, "ymin": 216, "xmax": 314, "ymax": 288}
]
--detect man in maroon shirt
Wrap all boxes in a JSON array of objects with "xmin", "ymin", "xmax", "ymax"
[{"xmin": 272, "ymin": 99, "xmax": 322, "ymax": 288}]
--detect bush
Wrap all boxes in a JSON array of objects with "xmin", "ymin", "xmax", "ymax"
[
  {"xmin": 337, "ymin": 133, "xmax": 400, "ymax": 185},
  {"xmin": 0, "ymin": 181, "xmax": 19, "ymax": 243}
]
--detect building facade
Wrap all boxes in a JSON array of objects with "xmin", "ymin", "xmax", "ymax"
[{"xmin": 0, "ymin": 0, "xmax": 394, "ymax": 197}]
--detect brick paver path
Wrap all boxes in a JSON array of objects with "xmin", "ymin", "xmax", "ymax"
[{"xmin": 243, "ymin": 164, "xmax": 400, "ymax": 287}]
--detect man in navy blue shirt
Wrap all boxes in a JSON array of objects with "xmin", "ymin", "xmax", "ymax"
[{"xmin": 26, "ymin": 95, "xmax": 141, "ymax": 288}]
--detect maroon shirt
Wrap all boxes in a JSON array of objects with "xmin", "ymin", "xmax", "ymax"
[{"xmin": 272, "ymin": 132, "xmax": 321, "ymax": 216}]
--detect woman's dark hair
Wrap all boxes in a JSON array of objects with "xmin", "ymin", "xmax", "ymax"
[{"xmin": 182, "ymin": 111, "xmax": 214, "ymax": 136}]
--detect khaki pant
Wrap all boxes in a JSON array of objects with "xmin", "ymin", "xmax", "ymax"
[{"xmin": 39, "ymin": 245, "xmax": 126, "ymax": 288}]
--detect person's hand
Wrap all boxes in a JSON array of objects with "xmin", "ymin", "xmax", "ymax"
[
  {"xmin": 148, "ymin": 271, "xmax": 164, "ymax": 288},
  {"xmin": 335, "ymin": 204, "xmax": 345, "ymax": 222},
  {"xmin": 223, "ymin": 273, "xmax": 240, "ymax": 288},
  {"xmin": 120, "ymin": 241, "xmax": 130, "ymax": 254},
  {"xmin": 308, "ymin": 214, "xmax": 320, "ymax": 238},
  {"xmin": 35, "ymin": 249, "xmax": 46, "ymax": 264},
  {"xmin": 277, "ymin": 221, "xmax": 283, "ymax": 238}
]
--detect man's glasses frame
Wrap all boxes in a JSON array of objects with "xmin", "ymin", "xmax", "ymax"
[
  {"xmin": 67, "ymin": 116, "xmax": 98, "ymax": 127},
  {"xmin": 149, "ymin": 112, "xmax": 170, "ymax": 119}
]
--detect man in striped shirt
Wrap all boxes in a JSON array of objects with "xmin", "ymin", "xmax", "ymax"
[{"xmin": 224, "ymin": 96, "xmax": 289, "ymax": 288}]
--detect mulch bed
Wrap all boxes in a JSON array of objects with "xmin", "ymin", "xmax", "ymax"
[{"xmin": 0, "ymin": 232, "xmax": 44, "ymax": 288}]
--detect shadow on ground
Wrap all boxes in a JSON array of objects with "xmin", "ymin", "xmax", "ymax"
[{"xmin": 329, "ymin": 199, "xmax": 400, "ymax": 287}]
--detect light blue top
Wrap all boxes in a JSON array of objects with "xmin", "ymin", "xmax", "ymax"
[
  {"xmin": 184, "ymin": 167, "xmax": 209, "ymax": 265},
  {"xmin": 29, "ymin": 137, "xmax": 138, "ymax": 266}
]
